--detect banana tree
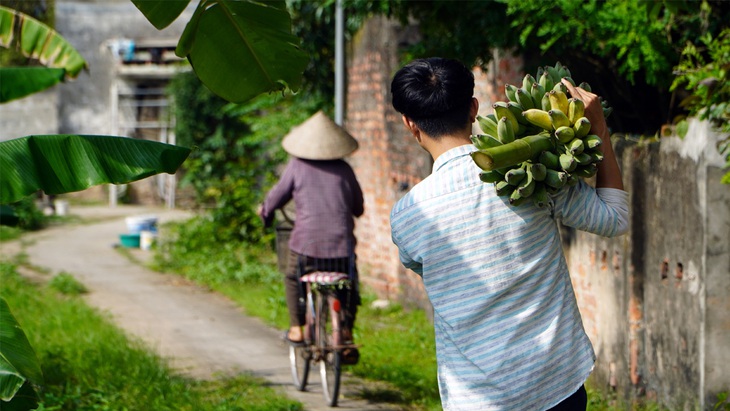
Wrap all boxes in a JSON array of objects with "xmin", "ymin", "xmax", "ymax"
[
  {"xmin": 130, "ymin": 0, "xmax": 309, "ymax": 103},
  {"xmin": 0, "ymin": 7, "xmax": 190, "ymax": 410},
  {"xmin": 0, "ymin": 6, "xmax": 87, "ymax": 103}
]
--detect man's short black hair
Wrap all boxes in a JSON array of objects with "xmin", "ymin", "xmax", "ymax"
[{"xmin": 390, "ymin": 57, "xmax": 475, "ymax": 138}]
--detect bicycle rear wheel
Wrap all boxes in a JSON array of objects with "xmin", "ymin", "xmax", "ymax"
[{"xmin": 317, "ymin": 291, "xmax": 341, "ymax": 406}]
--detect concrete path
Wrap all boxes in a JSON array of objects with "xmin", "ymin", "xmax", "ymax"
[{"xmin": 3, "ymin": 205, "xmax": 398, "ymax": 411}]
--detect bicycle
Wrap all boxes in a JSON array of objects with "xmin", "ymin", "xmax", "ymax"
[{"xmin": 287, "ymin": 243, "xmax": 358, "ymax": 407}]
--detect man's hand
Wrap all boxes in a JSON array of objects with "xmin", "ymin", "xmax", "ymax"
[{"xmin": 561, "ymin": 79, "xmax": 623, "ymax": 190}]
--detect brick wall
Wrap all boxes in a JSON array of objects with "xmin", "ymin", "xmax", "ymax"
[{"xmin": 346, "ymin": 17, "xmax": 524, "ymax": 311}]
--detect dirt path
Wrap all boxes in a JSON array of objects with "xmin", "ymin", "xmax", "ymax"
[{"xmin": 2, "ymin": 205, "xmax": 399, "ymax": 411}]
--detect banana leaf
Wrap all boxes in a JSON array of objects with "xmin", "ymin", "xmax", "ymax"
[
  {"xmin": 0, "ymin": 135, "xmax": 191, "ymax": 204},
  {"xmin": 134, "ymin": 0, "xmax": 307, "ymax": 103},
  {"xmin": 0, "ymin": 297, "xmax": 42, "ymax": 409},
  {"xmin": 0, "ymin": 6, "xmax": 88, "ymax": 79},
  {"xmin": 130, "ymin": 0, "xmax": 190, "ymax": 30},
  {"xmin": 0, "ymin": 67, "xmax": 65, "ymax": 103}
]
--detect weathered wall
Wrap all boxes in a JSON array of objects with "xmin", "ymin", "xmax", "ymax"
[
  {"xmin": 567, "ymin": 121, "xmax": 730, "ymax": 409},
  {"xmin": 51, "ymin": 0, "xmax": 194, "ymax": 205},
  {"xmin": 1, "ymin": 89, "xmax": 59, "ymax": 141},
  {"xmin": 347, "ymin": 17, "xmax": 524, "ymax": 311}
]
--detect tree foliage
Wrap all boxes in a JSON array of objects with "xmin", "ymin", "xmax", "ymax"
[
  {"xmin": 169, "ymin": 71, "xmax": 321, "ymax": 243},
  {"xmin": 379, "ymin": 0, "xmax": 730, "ymax": 136}
]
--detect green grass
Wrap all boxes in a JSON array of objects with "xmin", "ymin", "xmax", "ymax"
[
  {"xmin": 0, "ymin": 225, "xmax": 23, "ymax": 242},
  {"xmin": 0, "ymin": 262, "xmax": 303, "ymax": 411},
  {"xmin": 153, "ymin": 218, "xmax": 442, "ymax": 410}
]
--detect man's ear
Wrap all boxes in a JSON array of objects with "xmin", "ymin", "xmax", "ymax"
[
  {"xmin": 402, "ymin": 115, "xmax": 421, "ymax": 140},
  {"xmin": 469, "ymin": 97, "xmax": 479, "ymax": 123}
]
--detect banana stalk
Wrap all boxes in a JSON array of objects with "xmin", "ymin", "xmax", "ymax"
[{"xmin": 471, "ymin": 133, "xmax": 554, "ymax": 171}]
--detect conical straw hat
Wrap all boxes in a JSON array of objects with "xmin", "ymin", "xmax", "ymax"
[{"xmin": 282, "ymin": 111, "xmax": 359, "ymax": 160}]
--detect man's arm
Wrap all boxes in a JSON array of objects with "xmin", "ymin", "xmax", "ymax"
[{"xmin": 562, "ymin": 79, "xmax": 624, "ymax": 190}]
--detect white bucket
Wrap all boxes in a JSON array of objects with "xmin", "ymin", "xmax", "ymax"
[
  {"xmin": 140, "ymin": 230, "xmax": 158, "ymax": 251},
  {"xmin": 54, "ymin": 200, "xmax": 69, "ymax": 216},
  {"xmin": 125, "ymin": 215, "xmax": 158, "ymax": 233}
]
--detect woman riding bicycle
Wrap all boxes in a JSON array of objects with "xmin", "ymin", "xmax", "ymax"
[{"xmin": 259, "ymin": 111, "xmax": 364, "ymax": 364}]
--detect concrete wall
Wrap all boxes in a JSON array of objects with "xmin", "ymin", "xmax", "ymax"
[
  {"xmin": 567, "ymin": 121, "xmax": 730, "ymax": 409},
  {"xmin": 50, "ymin": 0, "xmax": 195, "ymax": 205},
  {"xmin": 1, "ymin": 89, "xmax": 59, "ymax": 141}
]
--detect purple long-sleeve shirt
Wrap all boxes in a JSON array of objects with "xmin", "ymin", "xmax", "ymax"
[{"xmin": 260, "ymin": 157, "xmax": 364, "ymax": 258}]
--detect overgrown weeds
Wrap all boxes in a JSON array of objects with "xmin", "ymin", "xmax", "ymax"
[{"xmin": 0, "ymin": 261, "xmax": 302, "ymax": 411}]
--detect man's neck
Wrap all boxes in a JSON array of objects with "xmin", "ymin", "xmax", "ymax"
[{"xmin": 425, "ymin": 134, "xmax": 472, "ymax": 161}]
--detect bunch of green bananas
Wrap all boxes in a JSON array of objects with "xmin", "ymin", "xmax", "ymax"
[{"xmin": 470, "ymin": 62, "xmax": 612, "ymax": 208}]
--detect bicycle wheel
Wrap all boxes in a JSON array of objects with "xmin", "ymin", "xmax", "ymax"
[
  {"xmin": 317, "ymin": 291, "xmax": 341, "ymax": 406},
  {"xmin": 289, "ymin": 344, "xmax": 310, "ymax": 391},
  {"xmin": 290, "ymin": 290, "xmax": 315, "ymax": 390}
]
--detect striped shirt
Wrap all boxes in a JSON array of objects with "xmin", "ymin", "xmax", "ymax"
[{"xmin": 390, "ymin": 144, "xmax": 628, "ymax": 411}]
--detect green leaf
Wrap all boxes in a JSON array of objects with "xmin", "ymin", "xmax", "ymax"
[
  {"xmin": 0, "ymin": 6, "xmax": 88, "ymax": 78},
  {"xmin": 0, "ymin": 297, "xmax": 42, "ymax": 404},
  {"xmin": 0, "ymin": 67, "xmax": 65, "ymax": 103},
  {"xmin": 131, "ymin": 0, "xmax": 191, "ymax": 30},
  {"xmin": 176, "ymin": 0, "xmax": 308, "ymax": 103},
  {"xmin": 0, "ymin": 135, "xmax": 191, "ymax": 204}
]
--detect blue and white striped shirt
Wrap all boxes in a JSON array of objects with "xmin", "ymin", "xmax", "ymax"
[{"xmin": 390, "ymin": 144, "xmax": 628, "ymax": 411}]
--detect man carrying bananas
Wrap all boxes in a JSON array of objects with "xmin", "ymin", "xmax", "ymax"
[{"xmin": 389, "ymin": 58, "xmax": 629, "ymax": 411}]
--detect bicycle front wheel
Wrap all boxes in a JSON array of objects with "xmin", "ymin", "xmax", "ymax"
[
  {"xmin": 290, "ymin": 291, "xmax": 315, "ymax": 391},
  {"xmin": 317, "ymin": 292, "xmax": 341, "ymax": 406},
  {"xmin": 289, "ymin": 344, "xmax": 310, "ymax": 391}
]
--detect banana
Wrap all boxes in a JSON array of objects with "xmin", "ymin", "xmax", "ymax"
[
  {"xmin": 495, "ymin": 180, "xmax": 514, "ymax": 196},
  {"xmin": 566, "ymin": 174, "xmax": 579, "ymax": 186},
  {"xmin": 541, "ymin": 92, "xmax": 551, "ymax": 111},
  {"xmin": 603, "ymin": 106, "xmax": 614, "ymax": 118},
  {"xmin": 574, "ymin": 152, "xmax": 593, "ymax": 166},
  {"xmin": 509, "ymin": 188, "xmax": 527, "ymax": 206},
  {"xmin": 470, "ymin": 134, "xmax": 503, "ymax": 150},
  {"xmin": 548, "ymin": 109, "xmax": 571, "ymax": 129},
  {"xmin": 553, "ymin": 82, "xmax": 568, "ymax": 94},
  {"xmin": 584, "ymin": 134, "xmax": 602, "ymax": 149},
  {"xmin": 578, "ymin": 81, "xmax": 592, "ymax": 92},
  {"xmin": 507, "ymin": 102, "xmax": 529, "ymax": 125},
  {"xmin": 567, "ymin": 98, "xmax": 585, "ymax": 124},
  {"xmin": 530, "ymin": 83, "xmax": 546, "ymax": 109},
  {"xmin": 557, "ymin": 63, "xmax": 571, "ymax": 79},
  {"xmin": 554, "ymin": 126, "xmax": 575, "ymax": 144},
  {"xmin": 479, "ymin": 170, "xmax": 503, "ymax": 183},
  {"xmin": 505, "ymin": 84, "xmax": 519, "ymax": 102},
  {"xmin": 505, "ymin": 167, "xmax": 527, "ymax": 186},
  {"xmin": 538, "ymin": 150, "xmax": 561, "ymax": 170},
  {"xmin": 573, "ymin": 117, "xmax": 591, "ymax": 138},
  {"xmin": 544, "ymin": 169, "xmax": 568, "ymax": 189},
  {"xmin": 532, "ymin": 182, "xmax": 549, "ymax": 208},
  {"xmin": 493, "ymin": 102, "xmax": 519, "ymax": 131},
  {"xmin": 539, "ymin": 71, "xmax": 555, "ymax": 94},
  {"xmin": 522, "ymin": 109, "xmax": 552, "ymax": 130},
  {"xmin": 546, "ymin": 65, "xmax": 561, "ymax": 84},
  {"xmin": 477, "ymin": 114, "xmax": 499, "ymax": 136},
  {"xmin": 497, "ymin": 116, "xmax": 515, "ymax": 143},
  {"xmin": 559, "ymin": 153, "xmax": 578, "ymax": 172},
  {"xmin": 587, "ymin": 150, "xmax": 604, "ymax": 163},
  {"xmin": 515, "ymin": 88, "xmax": 535, "ymax": 110},
  {"xmin": 573, "ymin": 163, "xmax": 598, "ymax": 178},
  {"xmin": 548, "ymin": 90, "xmax": 569, "ymax": 114},
  {"xmin": 530, "ymin": 162, "xmax": 547, "ymax": 181},
  {"xmin": 567, "ymin": 138, "xmax": 585, "ymax": 155},
  {"xmin": 562, "ymin": 76, "xmax": 576, "ymax": 86},
  {"xmin": 517, "ymin": 168, "xmax": 536, "ymax": 197},
  {"xmin": 522, "ymin": 73, "xmax": 536, "ymax": 92}
]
